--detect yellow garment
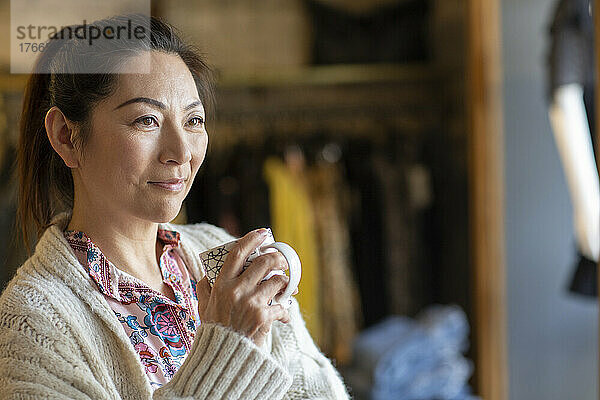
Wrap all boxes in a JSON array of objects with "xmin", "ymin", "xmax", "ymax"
[
  {"xmin": 307, "ymin": 162, "xmax": 361, "ymax": 364},
  {"xmin": 263, "ymin": 157, "xmax": 321, "ymax": 342}
]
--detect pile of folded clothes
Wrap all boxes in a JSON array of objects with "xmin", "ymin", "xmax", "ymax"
[{"xmin": 343, "ymin": 305, "xmax": 480, "ymax": 400}]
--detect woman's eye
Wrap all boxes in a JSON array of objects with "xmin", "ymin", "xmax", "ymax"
[
  {"xmin": 134, "ymin": 116, "xmax": 158, "ymax": 128},
  {"xmin": 187, "ymin": 117, "xmax": 204, "ymax": 128}
]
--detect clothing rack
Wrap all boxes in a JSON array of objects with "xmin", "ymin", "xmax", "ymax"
[{"xmin": 207, "ymin": 63, "xmax": 444, "ymax": 153}]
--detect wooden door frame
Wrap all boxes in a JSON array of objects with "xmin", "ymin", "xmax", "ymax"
[{"xmin": 466, "ymin": 1, "xmax": 508, "ymax": 399}]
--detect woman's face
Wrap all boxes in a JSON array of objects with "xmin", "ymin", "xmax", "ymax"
[{"xmin": 73, "ymin": 51, "xmax": 208, "ymax": 224}]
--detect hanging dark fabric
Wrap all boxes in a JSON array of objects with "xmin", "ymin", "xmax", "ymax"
[{"xmin": 548, "ymin": 0, "xmax": 598, "ymax": 298}]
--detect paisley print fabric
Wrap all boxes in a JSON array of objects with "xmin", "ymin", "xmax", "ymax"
[{"xmin": 64, "ymin": 228, "xmax": 200, "ymax": 389}]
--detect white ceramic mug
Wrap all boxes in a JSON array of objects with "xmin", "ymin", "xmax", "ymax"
[{"xmin": 199, "ymin": 229, "xmax": 301, "ymax": 308}]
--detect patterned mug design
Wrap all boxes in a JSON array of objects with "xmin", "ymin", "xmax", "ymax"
[{"xmin": 199, "ymin": 229, "xmax": 301, "ymax": 308}]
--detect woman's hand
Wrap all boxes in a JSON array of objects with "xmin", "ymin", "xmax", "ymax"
[{"xmin": 196, "ymin": 229, "xmax": 292, "ymax": 346}]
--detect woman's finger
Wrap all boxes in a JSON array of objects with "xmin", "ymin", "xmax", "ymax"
[
  {"xmin": 242, "ymin": 251, "xmax": 288, "ymax": 285},
  {"xmin": 195, "ymin": 276, "xmax": 211, "ymax": 318},
  {"xmin": 219, "ymin": 229, "xmax": 269, "ymax": 279},
  {"xmin": 265, "ymin": 303, "xmax": 291, "ymax": 324},
  {"xmin": 255, "ymin": 274, "xmax": 290, "ymax": 304}
]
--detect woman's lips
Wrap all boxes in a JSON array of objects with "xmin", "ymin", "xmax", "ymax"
[{"xmin": 148, "ymin": 179, "xmax": 185, "ymax": 191}]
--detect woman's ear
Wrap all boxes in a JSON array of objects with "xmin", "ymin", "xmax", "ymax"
[{"xmin": 45, "ymin": 106, "xmax": 80, "ymax": 168}]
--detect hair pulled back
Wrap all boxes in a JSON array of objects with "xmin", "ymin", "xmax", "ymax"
[{"xmin": 17, "ymin": 14, "xmax": 214, "ymax": 251}]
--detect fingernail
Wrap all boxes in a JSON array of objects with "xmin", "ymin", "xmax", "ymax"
[{"xmin": 257, "ymin": 228, "xmax": 269, "ymax": 236}]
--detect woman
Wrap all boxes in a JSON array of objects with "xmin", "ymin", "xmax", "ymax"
[{"xmin": 0, "ymin": 15, "xmax": 349, "ymax": 399}]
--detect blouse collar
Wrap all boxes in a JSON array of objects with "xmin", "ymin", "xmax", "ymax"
[{"xmin": 63, "ymin": 227, "xmax": 183, "ymax": 304}]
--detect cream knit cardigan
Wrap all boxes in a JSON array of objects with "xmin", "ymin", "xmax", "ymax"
[{"xmin": 0, "ymin": 212, "xmax": 350, "ymax": 399}]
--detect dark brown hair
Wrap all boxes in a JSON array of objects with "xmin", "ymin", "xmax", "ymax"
[{"xmin": 17, "ymin": 15, "xmax": 214, "ymax": 252}]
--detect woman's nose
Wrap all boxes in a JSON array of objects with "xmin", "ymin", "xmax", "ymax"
[{"xmin": 159, "ymin": 123, "xmax": 192, "ymax": 165}]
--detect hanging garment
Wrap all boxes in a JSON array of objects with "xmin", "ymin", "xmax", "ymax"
[
  {"xmin": 344, "ymin": 140, "xmax": 390, "ymax": 327},
  {"xmin": 569, "ymin": 250, "xmax": 597, "ymax": 296},
  {"xmin": 307, "ymin": 160, "xmax": 361, "ymax": 364},
  {"xmin": 263, "ymin": 156, "xmax": 322, "ymax": 342},
  {"xmin": 548, "ymin": 0, "xmax": 595, "ymax": 149},
  {"xmin": 548, "ymin": 0, "xmax": 598, "ymax": 297},
  {"xmin": 548, "ymin": 0, "xmax": 594, "ymax": 97},
  {"xmin": 372, "ymin": 155, "xmax": 423, "ymax": 316}
]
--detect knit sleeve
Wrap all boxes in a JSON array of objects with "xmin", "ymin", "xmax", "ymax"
[
  {"xmin": 153, "ymin": 322, "xmax": 292, "ymax": 399},
  {"xmin": 153, "ymin": 302, "xmax": 349, "ymax": 400},
  {"xmin": 272, "ymin": 299, "xmax": 351, "ymax": 400}
]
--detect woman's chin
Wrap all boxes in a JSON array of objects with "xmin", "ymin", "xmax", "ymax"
[
  {"xmin": 141, "ymin": 203, "xmax": 183, "ymax": 224},
  {"xmin": 158, "ymin": 210, "xmax": 182, "ymax": 224}
]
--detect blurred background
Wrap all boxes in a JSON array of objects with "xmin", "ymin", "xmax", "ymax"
[{"xmin": 0, "ymin": 0, "xmax": 597, "ymax": 399}]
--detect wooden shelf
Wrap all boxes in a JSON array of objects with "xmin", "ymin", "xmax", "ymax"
[
  {"xmin": 0, "ymin": 63, "xmax": 440, "ymax": 93},
  {"xmin": 215, "ymin": 63, "xmax": 440, "ymax": 88}
]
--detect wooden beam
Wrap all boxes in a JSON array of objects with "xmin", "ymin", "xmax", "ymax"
[
  {"xmin": 466, "ymin": 0, "xmax": 508, "ymax": 399},
  {"xmin": 0, "ymin": 64, "xmax": 436, "ymax": 92}
]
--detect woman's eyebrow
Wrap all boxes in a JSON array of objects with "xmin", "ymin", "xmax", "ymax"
[
  {"xmin": 114, "ymin": 97, "xmax": 165, "ymax": 110},
  {"xmin": 113, "ymin": 97, "xmax": 203, "ymax": 112},
  {"xmin": 184, "ymin": 100, "xmax": 203, "ymax": 111}
]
